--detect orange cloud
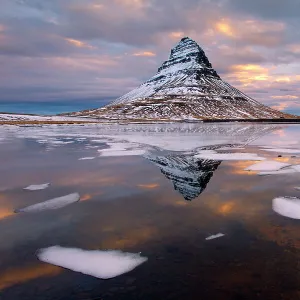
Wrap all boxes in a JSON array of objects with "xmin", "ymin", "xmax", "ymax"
[
  {"xmin": 271, "ymin": 95, "xmax": 298, "ymax": 99},
  {"xmin": 215, "ymin": 18, "xmax": 285, "ymax": 46},
  {"xmin": 65, "ymin": 38, "xmax": 94, "ymax": 49},
  {"xmin": 287, "ymin": 44, "xmax": 300, "ymax": 54},
  {"xmin": 0, "ymin": 264, "xmax": 61, "ymax": 290},
  {"xmin": 216, "ymin": 20, "xmax": 235, "ymax": 37},
  {"xmin": 133, "ymin": 51, "xmax": 156, "ymax": 57},
  {"xmin": 230, "ymin": 64, "xmax": 270, "ymax": 84},
  {"xmin": 271, "ymin": 102, "xmax": 290, "ymax": 111},
  {"xmin": 169, "ymin": 31, "xmax": 185, "ymax": 39}
]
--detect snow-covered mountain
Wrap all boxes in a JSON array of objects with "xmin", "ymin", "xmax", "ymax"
[{"xmin": 68, "ymin": 37, "xmax": 292, "ymax": 121}]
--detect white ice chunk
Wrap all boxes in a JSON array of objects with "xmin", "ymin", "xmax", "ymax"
[
  {"xmin": 272, "ymin": 197, "xmax": 300, "ymax": 219},
  {"xmin": 98, "ymin": 142, "xmax": 146, "ymax": 157},
  {"xmin": 218, "ymin": 147, "xmax": 245, "ymax": 151},
  {"xmin": 24, "ymin": 183, "xmax": 50, "ymax": 191},
  {"xmin": 78, "ymin": 157, "xmax": 95, "ymax": 160},
  {"xmin": 37, "ymin": 246, "xmax": 148, "ymax": 279},
  {"xmin": 205, "ymin": 233, "xmax": 225, "ymax": 240},
  {"xmin": 99, "ymin": 150, "xmax": 146, "ymax": 157},
  {"xmin": 194, "ymin": 152, "xmax": 265, "ymax": 161},
  {"xmin": 296, "ymin": 187, "xmax": 300, "ymax": 191},
  {"xmin": 259, "ymin": 164, "xmax": 300, "ymax": 175},
  {"xmin": 245, "ymin": 161, "xmax": 291, "ymax": 172},
  {"xmin": 261, "ymin": 148, "xmax": 300, "ymax": 154},
  {"xmin": 16, "ymin": 193, "xmax": 80, "ymax": 213}
]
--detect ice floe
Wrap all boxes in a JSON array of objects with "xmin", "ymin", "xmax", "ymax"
[
  {"xmin": 296, "ymin": 187, "xmax": 300, "ymax": 191},
  {"xmin": 261, "ymin": 148, "xmax": 300, "ymax": 154},
  {"xmin": 259, "ymin": 165, "xmax": 300, "ymax": 176},
  {"xmin": 194, "ymin": 152, "xmax": 265, "ymax": 161},
  {"xmin": 24, "ymin": 183, "xmax": 50, "ymax": 191},
  {"xmin": 245, "ymin": 161, "xmax": 291, "ymax": 172},
  {"xmin": 218, "ymin": 147, "xmax": 245, "ymax": 151},
  {"xmin": 37, "ymin": 246, "xmax": 148, "ymax": 279},
  {"xmin": 205, "ymin": 233, "xmax": 225, "ymax": 240},
  {"xmin": 16, "ymin": 193, "xmax": 80, "ymax": 213},
  {"xmin": 272, "ymin": 197, "xmax": 300, "ymax": 219},
  {"xmin": 78, "ymin": 157, "xmax": 95, "ymax": 160},
  {"xmin": 98, "ymin": 142, "xmax": 146, "ymax": 157}
]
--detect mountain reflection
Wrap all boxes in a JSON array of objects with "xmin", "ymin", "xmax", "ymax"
[{"xmin": 146, "ymin": 153, "xmax": 221, "ymax": 201}]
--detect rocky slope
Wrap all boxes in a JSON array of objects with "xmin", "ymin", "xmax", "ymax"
[{"xmin": 68, "ymin": 37, "xmax": 292, "ymax": 121}]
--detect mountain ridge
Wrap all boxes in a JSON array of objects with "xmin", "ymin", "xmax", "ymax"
[{"xmin": 67, "ymin": 37, "xmax": 294, "ymax": 121}]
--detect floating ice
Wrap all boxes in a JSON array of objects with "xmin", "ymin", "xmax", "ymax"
[
  {"xmin": 194, "ymin": 152, "xmax": 265, "ymax": 161},
  {"xmin": 245, "ymin": 161, "xmax": 291, "ymax": 172},
  {"xmin": 99, "ymin": 149, "xmax": 146, "ymax": 157},
  {"xmin": 259, "ymin": 165, "xmax": 300, "ymax": 175},
  {"xmin": 78, "ymin": 157, "xmax": 95, "ymax": 160},
  {"xmin": 272, "ymin": 197, "xmax": 300, "ymax": 219},
  {"xmin": 16, "ymin": 193, "xmax": 80, "ymax": 213},
  {"xmin": 51, "ymin": 141, "xmax": 74, "ymax": 145},
  {"xmin": 37, "ymin": 246, "xmax": 148, "ymax": 279},
  {"xmin": 218, "ymin": 147, "xmax": 245, "ymax": 151},
  {"xmin": 296, "ymin": 187, "xmax": 300, "ymax": 191},
  {"xmin": 205, "ymin": 233, "xmax": 225, "ymax": 240},
  {"xmin": 24, "ymin": 183, "xmax": 50, "ymax": 191},
  {"xmin": 98, "ymin": 142, "xmax": 146, "ymax": 157},
  {"xmin": 261, "ymin": 148, "xmax": 300, "ymax": 154}
]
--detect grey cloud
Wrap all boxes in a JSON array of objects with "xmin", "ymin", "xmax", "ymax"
[{"xmin": 227, "ymin": 0, "xmax": 300, "ymax": 19}]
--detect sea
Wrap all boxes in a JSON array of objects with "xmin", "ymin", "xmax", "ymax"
[
  {"xmin": 0, "ymin": 100, "xmax": 110, "ymax": 115},
  {"xmin": 0, "ymin": 122, "xmax": 300, "ymax": 300}
]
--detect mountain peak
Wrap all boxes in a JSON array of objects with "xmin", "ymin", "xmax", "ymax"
[
  {"xmin": 157, "ymin": 37, "xmax": 218, "ymax": 77},
  {"xmin": 67, "ymin": 37, "xmax": 292, "ymax": 121}
]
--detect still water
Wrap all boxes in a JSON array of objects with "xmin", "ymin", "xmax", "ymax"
[{"xmin": 0, "ymin": 123, "xmax": 300, "ymax": 300}]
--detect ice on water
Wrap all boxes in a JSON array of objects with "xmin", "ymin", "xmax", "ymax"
[
  {"xmin": 273, "ymin": 197, "xmax": 300, "ymax": 219},
  {"xmin": 205, "ymin": 233, "xmax": 225, "ymax": 240},
  {"xmin": 78, "ymin": 157, "xmax": 95, "ymax": 160},
  {"xmin": 245, "ymin": 161, "xmax": 291, "ymax": 172},
  {"xmin": 24, "ymin": 183, "xmax": 50, "ymax": 191},
  {"xmin": 194, "ymin": 152, "xmax": 265, "ymax": 161},
  {"xmin": 259, "ymin": 165, "xmax": 300, "ymax": 176},
  {"xmin": 16, "ymin": 193, "xmax": 80, "ymax": 213},
  {"xmin": 37, "ymin": 246, "xmax": 148, "ymax": 279}
]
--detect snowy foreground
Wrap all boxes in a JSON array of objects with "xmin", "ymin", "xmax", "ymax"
[{"xmin": 0, "ymin": 113, "xmax": 96, "ymax": 122}]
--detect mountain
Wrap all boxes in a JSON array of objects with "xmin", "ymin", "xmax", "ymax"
[
  {"xmin": 146, "ymin": 153, "xmax": 221, "ymax": 201},
  {"xmin": 67, "ymin": 37, "xmax": 292, "ymax": 121}
]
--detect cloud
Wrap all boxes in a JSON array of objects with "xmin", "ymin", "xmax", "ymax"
[
  {"xmin": 64, "ymin": 38, "xmax": 94, "ymax": 49},
  {"xmin": 271, "ymin": 95, "xmax": 299, "ymax": 99},
  {"xmin": 0, "ymin": 0, "xmax": 299, "ymax": 114},
  {"xmin": 133, "ymin": 51, "xmax": 156, "ymax": 57}
]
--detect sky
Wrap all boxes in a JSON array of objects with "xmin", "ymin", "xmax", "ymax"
[{"xmin": 0, "ymin": 0, "xmax": 300, "ymax": 114}]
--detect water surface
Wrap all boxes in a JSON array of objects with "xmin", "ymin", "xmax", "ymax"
[{"xmin": 0, "ymin": 123, "xmax": 300, "ymax": 300}]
